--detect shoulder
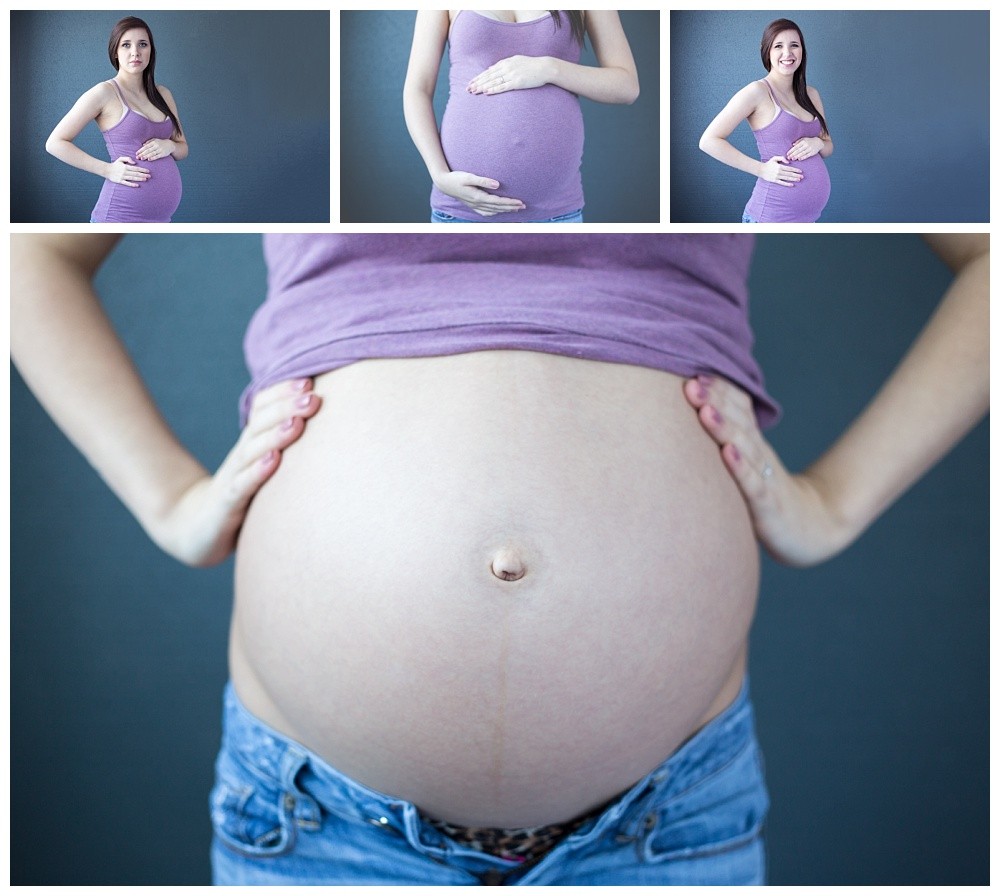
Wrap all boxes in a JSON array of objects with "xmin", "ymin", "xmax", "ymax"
[
  {"xmin": 158, "ymin": 84, "xmax": 180, "ymax": 111},
  {"xmin": 75, "ymin": 80, "xmax": 118, "ymax": 114},
  {"xmin": 730, "ymin": 79, "xmax": 769, "ymax": 110},
  {"xmin": 87, "ymin": 80, "xmax": 118, "ymax": 103},
  {"xmin": 806, "ymin": 84, "xmax": 823, "ymax": 103}
]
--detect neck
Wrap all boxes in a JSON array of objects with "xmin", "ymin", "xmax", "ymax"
[
  {"xmin": 115, "ymin": 70, "xmax": 147, "ymax": 95},
  {"xmin": 766, "ymin": 71, "xmax": 796, "ymax": 93}
]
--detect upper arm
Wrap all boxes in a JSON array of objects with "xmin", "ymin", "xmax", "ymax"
[
  {"xmin": 403, "ymin": 10, "xmax": 449, "ymax": 97},
  {"xmin": 12, "ymin": 234, "xmax": 123, "ymax": 280},
  {"xmin": 48, "ymin": 83, "xmax": 114, "ymax": 143},
  {"xmin": 922, "ymin": 234, "xmax": 989, "ymax": 272},
  {"xmin": 702, "ymin": 82, "xmax": 766, "ymax": 142},
  {"xmin": 584, "ymin": 11, "xmax": 638, "ymax": 81},
  {"xmin": 807, "ymin": 85, "xmax": 829, "ymax": 130},
  {"xmin": 158, "ymin": 85, "xmax": 184, "ymax": 141}
]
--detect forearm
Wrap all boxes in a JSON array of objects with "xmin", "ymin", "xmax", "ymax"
[
  {"xmin": 806, "ymin": 245, "xmax": 989, "ymax": 541},
  {"xmin": 10, "ymin": 235, "xmax": 207, "ymax": 541},
  {"xmin": 699, "ymin": 134, "xmax": 763, "ymax": 178},
  {"xmin": 818, "ymin": 134, "xmax": 833, "ymax": 158},
  {"xmin": 402, "ymin": 86, "xmax": 450, "ymax": 182},
  {"xmin": 45, "ymin": 136, "xmax": 110, "ymax": 179},
  {"xmin": 547, "ymin": 57, "xmax": 639, "ymax": 104}
]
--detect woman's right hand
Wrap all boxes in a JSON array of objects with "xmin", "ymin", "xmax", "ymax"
[
  {"xmin": 759, "ymin": 155, "xmax": 802, "ymax": 186},
  {"xmin": 105, "ymin": 156, "xmax": 150, "ymax": 187},
  {"xmin": 433, "ymin": 170, "xmax": 526, "ymax": 217},
  {"xmin": 150, "ymin": 378, "xmax": 321, "ymax": 567}
]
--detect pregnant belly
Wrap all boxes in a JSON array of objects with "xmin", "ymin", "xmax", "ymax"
[
  {"xmin": 231, "ymin": 352, "xmax": 760, "ymax": 827},
  {"xmin": 753, "ymin": 154, "xmax": 830, "ymax": 223},
  {"xmin": 98, "ymin": 155, "xmax": 182, "ymax": 223},
  {"xmin": 437, "ymin": 86, "xmax": 584, "ymax": 215}
]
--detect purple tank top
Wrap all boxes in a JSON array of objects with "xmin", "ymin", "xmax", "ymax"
[
  {"xmin": 91, "ymin": 80, "xmax": 182, "ymax": 223},
  {"xmin": 241, "ymin": 235, "xmax": 780, "ymax": 429},
  {"xmin": 429, "ymin": 11, "xmax": 585, "ymax": 222},
  {"xmin": 744, "ymin": 80, "xmax": 830, "ymax": 223}
]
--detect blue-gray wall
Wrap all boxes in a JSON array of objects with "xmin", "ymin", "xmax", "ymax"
[
  {"xmin": 10, "ymin": 236, "xmax": 987, "ymax": 885},
  {"xmin": 340, "ymin": 11, "xmax": 660, "ymax": 223},
  {"xmin": 10, "ymin": 12, "xmax": 330, "ymax": 223},
  {"xmin": 670, "ymin": 11, "xmax": 989, "ymax": 223}
]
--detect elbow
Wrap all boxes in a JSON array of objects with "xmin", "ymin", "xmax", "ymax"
[
  {"xmin": 44, "ymin": 134, "xmax": 61, "ymax": 157},
  {"xmin": 698, "ymin": 132, "xmax": 713, "ymax": 155},
  {"xmin": 622, "ymin": 76, "xmax": 640, "ymax": 105}
]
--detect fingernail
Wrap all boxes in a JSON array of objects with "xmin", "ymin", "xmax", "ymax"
[
  {"xmin": 295, "ymin": 394, "xmax": 313, "ymax": 409},
  {"xmin": 730, "ymin": 444, "xmax": 741, "ymax": 462},
  {"xmin": 291, "ymin": 378, "xmax": 310, "ymax": 391},
  {"xmin": 711, "ymin": 407, "xmax": 723, "ymax": 425},
  {"xmin": 697, "ymin": 374, "xmax": 713, "ymax": 387},
  {"xmin": 261, "ymin": 450, "xmax": 277, "ymax": 467},
  {"xmin": 280, "ymin": 418, "xmax": 296, "ymax": 432}
]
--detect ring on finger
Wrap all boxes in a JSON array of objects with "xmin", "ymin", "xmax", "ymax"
[{"xmin": 761, "ymin": 462, "xmax": 774, "ymax": 480}]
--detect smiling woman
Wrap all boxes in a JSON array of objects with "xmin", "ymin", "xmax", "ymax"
[
  {"xmin": 699, "ymin": 18, "xmax": 832, "ymax": 223},
  {"xmin": 45, "ymin": 16, "xmax": 187, "ymax": 222}
]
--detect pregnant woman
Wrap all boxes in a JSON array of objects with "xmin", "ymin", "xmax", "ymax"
[
  {"xmin": 403, "ymin": 10, "xmax": 638, "ymax": 222},
  {"xmin": 46, "ymin": 16, "xmax": 186, "ymax": 223},
  {"xmin": 700, "ymin": 19, "xmax": 831, "ymax": 223},
  {"xmin": 10, "ymin": 233, "xmax": 987, "ymax": 885}
]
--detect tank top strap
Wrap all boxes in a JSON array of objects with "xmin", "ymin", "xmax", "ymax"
[
  {"xmin": 759, "ymin": 78, "xmax": 780, "ymax": 117},
  {"xmin": 106, "ymin": 78, "xmax": 129, "ymax": 121}
]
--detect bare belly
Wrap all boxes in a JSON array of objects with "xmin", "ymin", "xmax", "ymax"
[{"xmin": 231, "ymin": 351, "xmax": 759, "ymax": 828}]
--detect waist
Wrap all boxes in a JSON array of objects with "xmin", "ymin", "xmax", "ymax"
[{"xmin": 231, "ymin": 352, "xmax": 759, "ymax": 826}]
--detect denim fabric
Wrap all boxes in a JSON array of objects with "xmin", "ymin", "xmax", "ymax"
[
  {"xmin": 210, "ymin": 679, "xmax": 768, "ymax": 885},
  {"xmin": 431, "ymin": 208, "xmax": 584, "ymax": 224}
]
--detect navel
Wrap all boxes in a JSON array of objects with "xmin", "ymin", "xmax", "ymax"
[{"xmin": 490, "ymin": 548, "xmax": 526, "ymax": 582}]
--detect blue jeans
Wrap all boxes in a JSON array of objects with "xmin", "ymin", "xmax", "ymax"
[
  {"xmin": 431, "ymin": 208, "xmax": 584, "ymax": 224},
  {"xmin": 209, "ymin": 679, "xmax": 768, "ymax": 884}
]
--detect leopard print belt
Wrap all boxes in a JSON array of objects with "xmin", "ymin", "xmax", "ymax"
[{"xmin": 423, "ymin": 802, "xmax": 609, "ymax": 865}]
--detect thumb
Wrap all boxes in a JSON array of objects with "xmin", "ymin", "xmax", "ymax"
[{"xmin": 117, "ymin": 156, "xmax": 135, "ymax": 165}]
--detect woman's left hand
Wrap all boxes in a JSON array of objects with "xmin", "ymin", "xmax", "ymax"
[
  {"xmin": 683, "ymin": 375, "xmax": 854, "ymax": 567},
  {"xmin": 136, "ymin": 138, "xmax": 175, "ymax": 161},
  {"xmin": 467, "ymin": 55, "xmax": 554, "ymax": 94},
  {"xmin": 786, "ymin": 137, "xmax": 824, "ymax": 161}
]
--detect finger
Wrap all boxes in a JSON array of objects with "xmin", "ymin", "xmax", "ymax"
[
  {"xmin": 719, "ymin": 442, "xmax": 774, "ymax": 508},
  {"xmin": 246, "ymin": 377, "xmax": 320, "ymax": 432},
  {"xmin": 217, "ymin": 447, "xmax": 283, "ymax": 511}
]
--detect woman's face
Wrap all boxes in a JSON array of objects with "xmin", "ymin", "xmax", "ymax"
[
  {"xmin": 116, "ymin": 28, "xmax": 151, "ymax": 74},
  {"xmin": 768, "ymin": 29, "xmax": 802, "ymax": 76}
]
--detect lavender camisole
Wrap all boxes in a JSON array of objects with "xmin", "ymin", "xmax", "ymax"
[
  {"xmin": 240, "ymin": 235, "xmax": 780, "ymax": 429},
  {"xmin": 91, "ymin": 80, "xmax": 182, "ymax": 223},
  {"xmin": 429, "ymin": 11, "xmax": 585, "ymax": 222},
  {"xmin": 743, "ymin": 80, "xmax": 830, "ymax": 224}
]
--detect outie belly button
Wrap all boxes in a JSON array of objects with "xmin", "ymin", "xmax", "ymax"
[{"xmin": 490, "ymin": 548, "xmax": 526, "ymax": 582}]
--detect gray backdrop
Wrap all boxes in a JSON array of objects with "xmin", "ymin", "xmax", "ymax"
[
  {"xmin": 340, "ymin": 11, "xmax": 660, "ymax": 223},
  {"xmin": 10, "ymin": 234, "xmax": 987, "ymax": 884},
  {"xmin": 670, "ymin": 11, "xmax": 989, "ymax": 223},
  {"xmin": 10, "ymin": 11, "xmax": 330, "ymax": 223}
]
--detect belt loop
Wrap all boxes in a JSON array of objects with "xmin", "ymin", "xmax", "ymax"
[{"xmin": 278, "ymin": 747, "xmax": 321, "ymax": 830}]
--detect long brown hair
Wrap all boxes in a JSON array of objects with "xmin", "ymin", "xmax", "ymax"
[
  {"xmin": 549, "ymin": 11, "xmax": 586, "ymax": 46},
  {"xmin": 107, "ymin": 16, "xmax": 182, "ymax": 136},
  {"xmin": 760, "ymin": 18, "xmax": 827, "ymax": 137}
]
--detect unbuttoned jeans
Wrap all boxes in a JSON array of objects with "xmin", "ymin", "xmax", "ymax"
[{"xmin": 210, "ymin": 679, "xmax": 769, "ymax": 885}]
